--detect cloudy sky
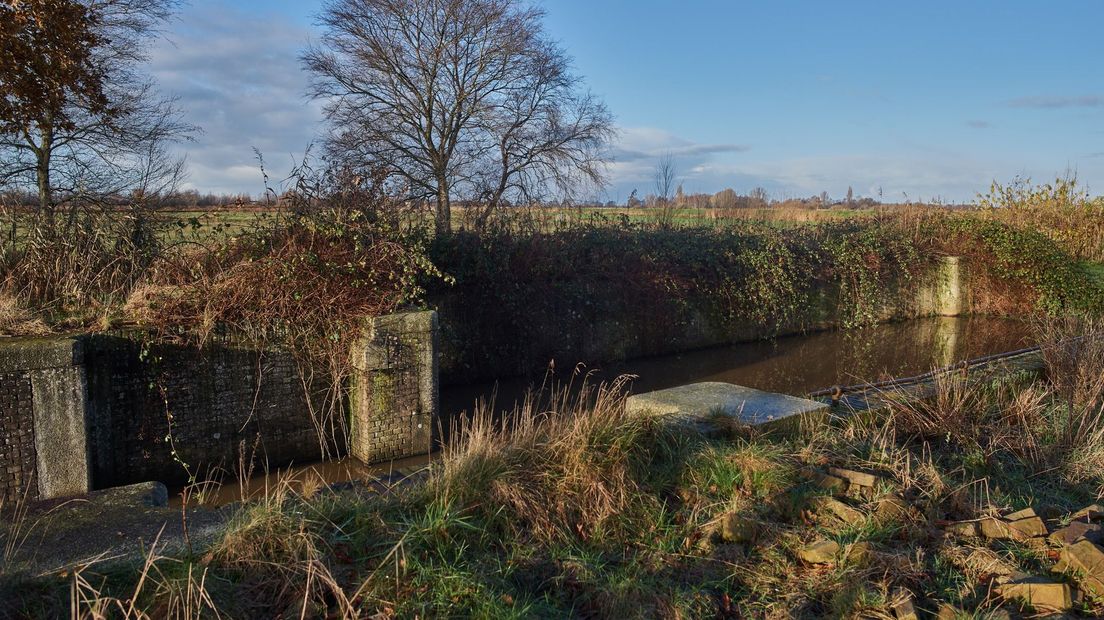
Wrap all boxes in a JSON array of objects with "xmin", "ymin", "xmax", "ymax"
[{"xmin": 151, "ymin": 0, "xmax": 1104, "ymax": 203}]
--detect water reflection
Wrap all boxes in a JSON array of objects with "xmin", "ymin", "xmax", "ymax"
[{"xmin": 441, "ymin": 316, "xmax": 1034, "ymax": 417}]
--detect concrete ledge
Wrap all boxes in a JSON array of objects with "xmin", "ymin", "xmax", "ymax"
[
  {"xmin": 626, "ymin": 382, "xmax": 829, "ymax": 430},
  {"xmin": 0, "ymin": 336, "xmax": 84, "ymax": 372},
  {"xmin": 31, "ymin": 365, "xmax": 90, "ymax": 498},
  {"xmin": 0, "ymin": 482, "xmax": 226, "ymax": 573}
]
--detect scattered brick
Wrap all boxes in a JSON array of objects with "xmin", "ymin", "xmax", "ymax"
[
  {"xmin": 719, "ymin": 514, "xmax": 760, "ymax": 544},
  {"xmin": 827, "ymin": 467, "xmax": 881, "ymax": 488},
  {"xmin": 800, "ymin": 467, "xmax": 847, "ymax": 495},
  {"xmin": 814, "ymin": 496, "xmax": 865, "ymax": 525},
  {"xmin": 1004, "ymin": 507, "xmax": 1038, "ymax": 521},
  {"xmin": 875, "ymin": 496, "xmax": 920, "ymax": 524},
  {"xmin": 1071, "ymin": 504, "xmax": 1104, "ymax": 523},
  {"xmin": 1054, "ymin": 540, "xmax": 1104, "ymax": 597},
  {"xmin": 996, "ymin": 576, "xmax": 1072, "ymax": 611},
  {"xmin": 1006, "ymin": 516, "xmax": 1048, "ymax": 539},
  {"xmin": 1050, "ymin": 521, "xmax": 1104, "ymax": 547},
  {"xmin": 891, "ymin": 590, "xmax": 919, "ymax": 620},
  {"xmin": 796, "ymin": 539, "xmax": 840, "ymax": 564}
]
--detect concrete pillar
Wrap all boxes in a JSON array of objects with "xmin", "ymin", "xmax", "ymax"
[
  {"xmin": 935, "ymin": 256, "xmax": 968, "ymax": 317},
  {"xmin": 348, "ymin": 310, "xmax": 439, "ymax": 464},
  {"xmin": 0, "ymin": 337, "xmax": 91, "ymax": 500}
]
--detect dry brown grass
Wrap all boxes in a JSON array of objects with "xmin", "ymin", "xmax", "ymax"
[
  {"xmin": 203, "ymin": 480, "xmax": 356, "ymax": 618},
  {"xmin": 977, "ymin": 176, "xmax": 1104, "ymax": 262},
  {"xmin": 886, "ymin": 317, "xmax": 1104, "ymax": 486},
  {"xmin": 0, "ymin": 292, "xmax": 48, "ymax": 336},
  {"xmin": 434, "ymin": 374, "xmax": 662, "ymax": 544}
]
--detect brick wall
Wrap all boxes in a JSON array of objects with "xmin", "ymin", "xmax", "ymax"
[
  {"xmin": 0, "ymin": 312, "xmax": 438, "ymax": 501},
  {"xmin": 85, "ymin": 335, "xmax": 338, "ymax": 487},
  {"xmin": 0, "ymin": 372, "xmax": 36, "ymax": 505},
  {"xmin": 350, "ymin": 311, "xmax": 437, "ymax": 464}
]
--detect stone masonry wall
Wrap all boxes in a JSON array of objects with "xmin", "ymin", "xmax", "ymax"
[
  {"xmin": 0, "ymin": 372, "xmax": 36, "ymax": 505},
  {"xmin": 350, "ymin": 311, "xmax": 438, "ymax": 463},
  {"xmin": 0, "ymin": 311, "xmax": 438, "ymax": 502},
  {"xmin": 85, "ymin": 335, "xmax": 336, "ymax": 488},
  {"xmin": 0, "ymin": 337, "xmax": 89, "ymax": 503},
  {"xmin": 436, "ymin": 256, "xmax": 970, "ymax": 385}
]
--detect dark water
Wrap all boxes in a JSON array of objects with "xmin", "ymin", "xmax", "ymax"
[
  {"xmin": 440, "ymin": 316, "xmax": 1035, "ymax": 417},
  {"xmin": 177, "ymin": 316, "xmax": 1033, "ymax": 506}
]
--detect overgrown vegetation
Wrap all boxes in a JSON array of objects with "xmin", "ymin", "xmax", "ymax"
[
  {"xmin": 433, "ymin": 208, "xmax": 1104, "ymax": 381},
  {"xmin": 978, "ymin": 176, "xmax": 1104, "ymax": 262},
  {"xmin": 5, "ymin": 320, "xmax": 1104, "ymax": 618}
]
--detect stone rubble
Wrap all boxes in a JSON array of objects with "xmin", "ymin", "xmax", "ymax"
[
  {"xmin": 827, "ymin": 466, "xmax": 883, "ymax": 489},
  {"xmin": 995, "ymin": 576, "xmax": 1073, "ymax": 611},
  {"xmin": 800, "ymin": 467, "xmax": 848, "ymax": 495},
  {"xmin": 778, "ymin": 475, "xmax": 1104, "ymax": 616},
  {"xmin": 891, "ymin": 589, "xmax": 919, "ymax": 620},
  {"xmin": 719, "ymin": 513, "xmax": 760, "ymax": 544},
  {"xmin": 1055, "ymin": 538, "xmax": 1104, "ymax": 597},
  {"xmin": 813, "ymin": 496, "xmax": 865, "ymax": 526},
  {"xmin": 937, "ymin": 503, "xmax": 1104, "ymax": 612},
  {"xmin": 796, "ymin": 539, "xmax": 840, "ymax": 564},
  {"xmin": 1050, "ymin": 520, "xmax": 1104, "ymax": 546}
]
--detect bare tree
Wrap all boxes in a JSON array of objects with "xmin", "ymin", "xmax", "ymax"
[
  {"xmin": 653, "ymin": 153, "xmax": 677, "ymax": 203},
  {"xmin": 303, "ymin": 0, "xmax": 612, "ymax": 234},
  {"xmin": 711, "ymin": 188, "xmax": 737, "ymax": 210},
  {"xmin": 749, "ymin": 186, "xmax": 769, "ymax": 208},
  {"xmin": 468, "ymin": 41, "xmax": 613, "ymax": 228},
  {"xmin": 0, "ymin": 0, "xmax": 193, "ymax": 224}
]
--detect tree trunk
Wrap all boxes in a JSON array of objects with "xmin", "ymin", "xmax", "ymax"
[
  {"xmin": 36, "ymin": 127, "xmax": 53, "ymax": 212},
  {"xmin": 435, "ymin": 175, "xmax": 451, "ymax": 235},
  {"xmin": 34, "ymin": 123, "xmax": 55, "ymax": 233}
]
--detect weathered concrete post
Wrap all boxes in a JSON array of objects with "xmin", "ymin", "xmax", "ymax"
[
  {"xmin": 935, "ymin": 256, "xmax": 968, "ymax": 317},
  {"xmin": 348, "ymin": 310, "xmax": 439, "ymax": 464},
  {"xmin": 0, "ymin": 337, "xmax": 91, "ymax": 503}
]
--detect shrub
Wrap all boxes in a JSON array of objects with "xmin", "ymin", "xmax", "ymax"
[
  {"xmin": 978, "ymin": 176, "xmax": 1104, "ymax": 262},
  {"xmin": 932, "ymin": 216, "xmax": 1104, "ymax": 315}
]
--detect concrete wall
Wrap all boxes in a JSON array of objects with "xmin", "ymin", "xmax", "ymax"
[
  {"xmin": 437, "ymin": 256, "xmax": 971, "ymax": 385},
  {"xmin": 0, "ymin": 311, "xmax": 439, "ymax": 502}
]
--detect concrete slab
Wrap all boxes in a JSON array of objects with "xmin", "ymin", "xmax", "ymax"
[{"xmin": 625, "ymin": 381, "xmax": 829, "ymax": 430}]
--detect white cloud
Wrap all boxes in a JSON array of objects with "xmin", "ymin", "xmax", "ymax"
[
  {"xmin": 1007, "ymin": 95, "xmax": 1104, "ymax": 109},
  {"xmin": 602, "ymin": 128, "xmax": 1009, "ymax": 203},
  {"xmin": 604, "ymin": 126, "xmax": 750, "ymax": 198},
  {"xmin": 145, "ymin": 8, "xmax": 1088, "ymax": 204},
  {"xmin": 691, "ymin": 154, "xmax": 1003, "ymax": 203},
  {"xmin": 150, "ymin": 1, "xmax": 322, "ymax": 195}
]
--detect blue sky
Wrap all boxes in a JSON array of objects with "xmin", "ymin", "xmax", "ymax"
[{"xmin": 152, "ymin": 1, "xmax": 1104, "ymax": 202}]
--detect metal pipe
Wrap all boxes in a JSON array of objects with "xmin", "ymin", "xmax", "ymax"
[{"xmin": 806, "ymin": 344, "xmax": 1044, "ymax": 399}]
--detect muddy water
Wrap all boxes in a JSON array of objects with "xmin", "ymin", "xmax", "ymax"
[
  {"xmin": 170, "ymin": 453, "xmax": 432, "ymax": 508},
  {"xmin": 180, "ymin": 316, "xmax": 1033, "ymax": 506}
]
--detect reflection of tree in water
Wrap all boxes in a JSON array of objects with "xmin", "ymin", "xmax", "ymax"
[{"xmin": 837, "ymin": 326, "xmax": 885, "ymax": 384}]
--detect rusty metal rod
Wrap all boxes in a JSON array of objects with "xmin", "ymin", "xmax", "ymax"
[{"xmin": 806, "ymin": 344, "xmax": 1043, "ymax": 399}]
